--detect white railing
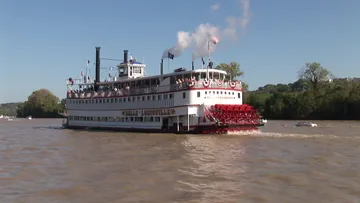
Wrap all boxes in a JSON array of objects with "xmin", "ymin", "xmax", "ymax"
[{"xmin": 66, "ymin": 80, "xmax": 242, "ymax": 99}]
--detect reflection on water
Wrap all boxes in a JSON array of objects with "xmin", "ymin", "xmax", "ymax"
[
  {"xmin": 0, "ymin": 119, "xmax": 359, "ymax": 203},
  {"xmin": 179, "ymin": 136, "xmax": 247, "ymax": 203}
]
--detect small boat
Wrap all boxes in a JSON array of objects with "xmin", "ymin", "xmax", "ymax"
[
  {"xmin": 295, "ymin": 121, "xmax": 317, "ymax": 127},
  {"xmin": 27, "ymin": 116, "xmax": 32, "ymax": 120},
  {"xmin": 260, "ymin": 118, "xmax": 267, "ymax": 123}
]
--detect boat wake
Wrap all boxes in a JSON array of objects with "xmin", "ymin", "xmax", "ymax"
[{"xmin": 226, "ymin": 131, "xmax": 348, "ymax": 139}]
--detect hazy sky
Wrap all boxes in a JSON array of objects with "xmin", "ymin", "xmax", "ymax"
[{"xmin": 1, "ymin": 0, "xmax": 359, "ymax": 103}]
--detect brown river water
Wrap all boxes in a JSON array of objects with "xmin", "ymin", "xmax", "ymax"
[{"xmin": 0, "ymin": 119, "xmax": 359, "ymax": 203}]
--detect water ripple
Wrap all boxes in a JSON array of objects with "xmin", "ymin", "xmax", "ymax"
[{"xmin": 0, "ymin": 119, "xmax": 359, "ymax": 203}]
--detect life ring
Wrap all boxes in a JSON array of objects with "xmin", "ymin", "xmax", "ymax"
[
  {"xmin": 203, "ymin": 80, "xmax": 209, "ymax": 88},
  {"xmin": 230, "ymin": 82, "xmax": 236, "ymax": 88},
  {"xmin": 218, "ymin": 82, "xmax": 223, "ymax": 87},
  {"xmin": 188, "ymin": 80, "xmax": 195, "ymax": 87}
]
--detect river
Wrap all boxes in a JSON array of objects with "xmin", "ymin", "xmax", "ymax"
[{"xmin": 0, "ymin": 119, "xmax": 359, "ymax": 203}]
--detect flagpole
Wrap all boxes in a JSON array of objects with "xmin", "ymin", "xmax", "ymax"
[
  {"xmin": 207, "ymin": 40, "xmax": 210, "ymax": 80},
  {"xmin": 86, "ymin": 61, "xmax": 89, "ymax": 83},
  {"xmin": 168, "ymin": 58, "xmax": 169, "ymax": 73}
]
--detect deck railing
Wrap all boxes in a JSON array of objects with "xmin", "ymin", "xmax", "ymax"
[{"xmin": 66, "ymin": 80, "xmax": 242, "ymax": 99}]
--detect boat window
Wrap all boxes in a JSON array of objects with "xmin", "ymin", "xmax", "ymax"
[
  {"xmin": 183, "ymin": 92, "xmax": 186, "ymax": 99},
  {"xmin": 197, "ymin": 91, "xmax": 200, "ymax": 98},
  {"xmin": 238, "ymin": 93, "xmax": 241, "ymax": 98}
]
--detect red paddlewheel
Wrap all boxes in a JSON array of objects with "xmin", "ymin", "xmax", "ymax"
[{"xmin": 207, "ymin": 104, "xmax": 261, "ymax": 127}]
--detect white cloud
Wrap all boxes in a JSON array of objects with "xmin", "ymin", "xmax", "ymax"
[{"xmin": 210, "ymin": 3, "xmax": 220, "ymax": 11}]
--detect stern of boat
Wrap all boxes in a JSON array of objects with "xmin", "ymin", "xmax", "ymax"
[{"xmin": 200, "ymin": 104, "xmax": 263, "ymax": 134}]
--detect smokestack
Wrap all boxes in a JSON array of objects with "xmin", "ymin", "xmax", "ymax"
[
  {"xmin": 95, "ymin": 47, "xmax": 101, "ymax": 91},
  {"xmin": 123, "ymin": 50, "xmax": 128, "ymax": 63},
  {"xmin": 160, "ymin": 59, "xmax": 163, "ymax": 75},
  {"xmin": 192, "ymin": 61, "xmax": 194, "ymax": 70}
]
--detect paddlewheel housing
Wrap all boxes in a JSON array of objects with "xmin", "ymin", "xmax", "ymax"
[{"xmin": 201, "ymin": 104, "xmax": 263, "ymax": 134}]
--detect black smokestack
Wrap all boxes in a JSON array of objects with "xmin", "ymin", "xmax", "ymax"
[
  {"xmin": 95, "ymin": 47, "xmax": 101, "ymax": 91},
  {"xmin": 160, "ymin": 59, "xmax": 163, "ymax": 75},
  {"xmin": 124, "ymin": 50, "xmax": 128, "ymax": 63},
  {"xmin": 192, "ymin": 61, "xmax": 194, "ymax": 70}
]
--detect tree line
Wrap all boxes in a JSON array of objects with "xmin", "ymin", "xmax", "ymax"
[
  {"xmin": 0, "ymin": 102, "xmax": 22, "ymax": 117},
  {"xmin": 245, "ymin": 62, "xmax": 360, "ymax": 120}
]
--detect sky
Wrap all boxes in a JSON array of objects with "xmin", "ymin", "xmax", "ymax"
[{"xmin": 0, "ymin": 0, "xmax": 359, "ymax": 103}]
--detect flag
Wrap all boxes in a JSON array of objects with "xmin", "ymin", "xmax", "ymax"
[
  {"xmin": 87, "ymin": 60, "xmax": 90, "ymax": 64},
  {"xmin": 201, "ymin": 57, "xmax": 205, "ymax": 65},
  {"xmin": 81, "ymin": 70, "xmax": 84, "ymax": 76},
  {"xmin": 210, "ymin": 36, "xmax": 220, "ymax": 44},
  {"xmin": 168, "ymin": 52, "xmax": 174, "ymax": 59},
  {"xmin": 208, "ymin": 62, "xmax": 213, "ymax": 69}
]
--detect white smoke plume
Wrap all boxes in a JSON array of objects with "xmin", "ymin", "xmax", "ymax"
[{"xmin": 162, "ymin": 0, "xmax": 251, "ymax": 59}]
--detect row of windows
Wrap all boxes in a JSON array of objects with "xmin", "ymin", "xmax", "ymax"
[
  {"xmin": 69, "ymin": 91, "xmax": 240, "ymax": 105},
  {"xmin": 69, "ymin": 93, "xmax": 174, "ymax": 104},
  {"xmin": 69, "ymin": 116, "xmax": 161, "ymax": 122},
  {"xmin": 197, "ymin": 91, "xmax": 240, "ymax": 98}
]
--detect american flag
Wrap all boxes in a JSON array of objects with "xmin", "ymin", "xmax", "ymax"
[{"xmin": 211, "ymin": 36, "xmax": 220, "ymax": 44}]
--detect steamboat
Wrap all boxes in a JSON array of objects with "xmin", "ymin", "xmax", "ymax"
[{"xmin": 62, "ymin": 46, "xmax": 264, "ymax": 134}]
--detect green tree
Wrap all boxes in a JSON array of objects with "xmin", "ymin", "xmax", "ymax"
[
  {"xmin": 298, "ymin": 62, "xmax": 331, "ymax": 90},
  {"xmin": 0, "ymin": 102, "xmax": 22, "ymax": 116},
  {"xmin": 215, "ymin": 62, "xmax": 244, "ymax": 80},
  {"xmin": 16, "ymin": 89, "xmax": 63, "ymax": 118}
]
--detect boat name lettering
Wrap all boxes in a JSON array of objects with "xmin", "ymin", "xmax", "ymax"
[{"xmin": 122, "ymin": 109, "xmax": 176, "ymax": 116}]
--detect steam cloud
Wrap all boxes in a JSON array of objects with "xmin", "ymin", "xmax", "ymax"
[{"xmin": 162, "ymin": 0, "xmax": 251, "ymax": 60}]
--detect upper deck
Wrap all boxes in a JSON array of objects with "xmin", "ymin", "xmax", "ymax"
[
  {"xmin": 66, "ymin": 68, "xmax": 243, "ymax": 99},
  {"xmin": 66, "ymin": 47, "xmax": 243, "ymax": 100}
]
